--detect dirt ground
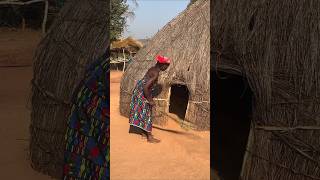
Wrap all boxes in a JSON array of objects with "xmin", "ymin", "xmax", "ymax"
[
  {"xmin": 0, "ymin": 67, "xmax": 52, "ymax": 179},
  {"xmin": 110, "ymin": 71, "xmax": 210, "ymax": 180},
  {"xmin": 0, "ymin": 28, "xmax": 41, "ymax": 67},
  {"xmin": 0, "ymin": 29, "xmax": 51, "ymax": 179},
  {"xmin": 0, "ymin": 29, "xmax": 210, "ymax": 179}
]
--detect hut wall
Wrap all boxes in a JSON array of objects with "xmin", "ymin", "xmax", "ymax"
[
  {"xmin": 153, "ymin": 98, "xmax": 168, "ymax": 126},
  {"xmin": 213, "ymin": 0, "xmax": 320, "ymax": 178},
  {"xmin": 120, "ymin": 74, "xmax": 210, "ymax": 130},
  {"xmin": 120, "ymin": 0, "xmax": 210, "ymax": 130},
  {"xmin": 185, "ymin": 102, "xmax": 210, "ymax": 130},
  {"xmin": 30, "ymin": 0, "xmax": 109, "ymax": 177},
  {"xmin": 152, "ymin": 85, "xmax": 169, "ymax": 125}
]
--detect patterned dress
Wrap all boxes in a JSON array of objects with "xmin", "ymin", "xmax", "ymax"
[
  {"xmin": 63, "ymin": 55, "xmax": 110, "ymax": 180},
  {"xmin": 129, "ymin": 76, "xmax": 155, "ymax": 133}
]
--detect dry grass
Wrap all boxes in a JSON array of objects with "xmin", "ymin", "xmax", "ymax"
[
  {"xmin": 119, "ymin": 0, "xmax": 210, "ymax": 130},
  {"xmin": 29, "ymin": 0, "xmax": 109, "ymax": 177},
  {"xmin": 212, "ymin": 0, "xmax": 320, "ymax": 179},
  {"xmin": 111, "ymin": 36, "xmax": 143, "ymax": 49}
]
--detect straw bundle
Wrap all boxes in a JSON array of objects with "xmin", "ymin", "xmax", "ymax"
[
  {"xmin": 212, "ymin": 0, "xmax": 320, "ymax": 179},
  {"xmin": 111, "ymin": 36, "xmax": 143, "ymax": 49},
  {"xmin": 29, "ymin": 0, "xmax": 109, "ymax": 177},
  {"xmin": 119, "ymin": 0, "xmax": 210, "ymax": 130}
]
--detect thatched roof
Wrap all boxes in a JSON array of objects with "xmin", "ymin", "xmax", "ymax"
[
  {"xmin": 120, "ymin": 0, "xmax": 210, "ymax": 129},
  {"xmin": 138, "ymin": 38, "xmax": 150, "ymax": 46},
  {"xmin": 29, "ymin": 0, "xmax": 109, "ymax": 177},
  {"xmin": 213, "ymin": 0, "xmax": 320, "ymax": 179},
  {"xmin": 111, "ymin": 37, "xmax": 143, "ymax": 50}
]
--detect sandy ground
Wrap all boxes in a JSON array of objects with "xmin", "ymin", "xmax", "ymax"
[
  {"xmin": 110, "ymin": 71, "xmax": 210, "ymax": 180},
  {"xmin": 0, "ymin": 68, "xmax": 52, "ymax": 179},
  {"xmin": 0, "ymin": 29, "xmax": 210, "ymax": 179},
  {"xmin": 0, "ymin": 29, "xmax": 52, "ymax": 179},
  {"xmin": 0, "ymin": 29, "xmax": 41, "ymax": 67}
]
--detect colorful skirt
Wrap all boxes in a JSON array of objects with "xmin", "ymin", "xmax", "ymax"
[
  {"xmin": 63, "ymin": 56, "xmax": 110, "ymax": 180},
  {"xmin": 129, "ymin": 78, "xmax": 153, "ymax": 132}
]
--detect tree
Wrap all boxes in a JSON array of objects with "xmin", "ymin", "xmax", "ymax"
[{"xmin": 111, "ymin": 0, "xmax": 136, "ymax": 41}]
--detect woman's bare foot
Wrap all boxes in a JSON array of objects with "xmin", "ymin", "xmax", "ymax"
[{"xmin": 147, "ymin": 134, "xmax": 160, "ymax": 143}]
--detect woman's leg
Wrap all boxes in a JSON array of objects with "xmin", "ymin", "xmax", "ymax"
[
  {"xmin": 129, "ymin": 125, "xmax": 148, "ymax": 138},
  {"xmin": 141, "ymin": 130, "xmax": 147, "ymax": 138}
]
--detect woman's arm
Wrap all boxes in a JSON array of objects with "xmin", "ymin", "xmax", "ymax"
[{"xmin": 143, "ymin": 71, "xmax": 158, "ymax": 105}]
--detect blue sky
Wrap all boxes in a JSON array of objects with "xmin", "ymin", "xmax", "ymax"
[{"xmin": 123, "ymin": 0, "xmax": 189, "ymax": 39}]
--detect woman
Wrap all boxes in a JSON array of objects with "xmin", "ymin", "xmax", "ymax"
[
  {"xmin": 128, "ymin": 55, "xmax": 170, "ymax": 143},
  {"xmin": 63, "ymin": 51, "xmax": 110, "ymax": 179}
]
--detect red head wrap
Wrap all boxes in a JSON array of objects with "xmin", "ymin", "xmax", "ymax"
[{"xmin": 156, "ymin": 55, "xmax": 170, "ymax": 64}]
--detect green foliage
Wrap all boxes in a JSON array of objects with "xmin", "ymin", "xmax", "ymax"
[{"xmin": 110, "ymin": 0, "xmax": 131, "ymax": 41}]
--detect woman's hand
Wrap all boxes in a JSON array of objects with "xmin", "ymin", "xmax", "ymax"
[
  {"xmin": 148, "ymin": 100, "xmax": 156, "ymax": 106},
  {"xmin": 143, "ymin": 70, "xmax": 159, "ymax": 105}
]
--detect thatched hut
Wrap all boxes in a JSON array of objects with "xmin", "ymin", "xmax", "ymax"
[
  {"xmin": 29, "ymin": 0, "xmax": 109, "ymax": 177},
  {"xmin": 212, "ymin": 0, "xmax": 320, "ymax": 179},
  {"xmin": 138, "ymin": 38, "xmax": 149, "ymax": 47},
  {"xmin": 110, "ymin": 37, "xmax": 143, "ymax": 71},
  {"xmin": 0, "ymin": 0, "xmax": 64, "ymax": 32},
  {"xmin": 111, "ymin": 36, "xmax": 143, "ymax": 55},
  {"xmin": 119, "ymin": 0, "xmax": 210, "ymax": 130}
]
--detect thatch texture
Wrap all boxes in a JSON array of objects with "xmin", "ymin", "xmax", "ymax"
[
  {"xmin": 119, "ymin": 0, "xmax": 210, "ymax": 130},
  {"xmin": 29, "ymin": 0, "xmax": 109, "ymax": 177},
  {"xmin": 138, "ymin": 38, "xmax": 149, "ymax": 46},
  {"xmin": 111, "ymin": 36, "xmax": 143, "ymax": 49},
  {"xmin": 212, "ymin": 0, "xmax": 320, "ymax": 179}
]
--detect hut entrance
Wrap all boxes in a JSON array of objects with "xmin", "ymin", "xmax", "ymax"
[
  {"xmin": 213, "ymin": 71, "xmax": 253, "ymax": 180},
  {"xmin": 168, "ymin": 84, "xmax": 189, "ymax": 120}
]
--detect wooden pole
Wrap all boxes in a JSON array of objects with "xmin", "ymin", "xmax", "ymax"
[
  {"xmin": 122, "ymin": 48, "xmax": 126, "ymax": 72},
  {"xmin": 42, "ymin": 0, "xmax": 48, "ymax": 35},
  {"xmin": 21, "ymin": 17, "xmax": 25, "ymax": 30},
  {"xmin": 240, "ymin": 124, "xmax": 254, "ymax": 178},
  {"xmin": 0, "ymin": 0, "xmax": 47, "ymax": 33}
]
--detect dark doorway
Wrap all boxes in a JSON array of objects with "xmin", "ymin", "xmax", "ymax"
[
  {"xmin": 213, "ymin": 71, "xmax": 253, "ymax": 180},
  {"xmin": 169, "ymin": 84, "xmax": 189, "ymax": 119}
]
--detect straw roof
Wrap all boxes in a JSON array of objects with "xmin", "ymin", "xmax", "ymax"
[
  {"xmin": 213, "ymin": 0, "xmax": 320, "ymax": 179},
  {"xmin": 138, "ymin": 38, "xmax": 149, "ymax": 46},
  {"xmin": 29, "ymin": 0, "xmax": 109, "ymax": 177},
  {"xmin": 111, "ymin": 37, "xmax": 143, "ymax": 50},
  {"xmin": 120, "ymin": 0, "xmax": 210, "ymax": 129}
]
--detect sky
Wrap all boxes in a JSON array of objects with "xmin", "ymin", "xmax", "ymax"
[{"xmin": 123, "ymin": 0, "xmax": 189, "ymax": 39}]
